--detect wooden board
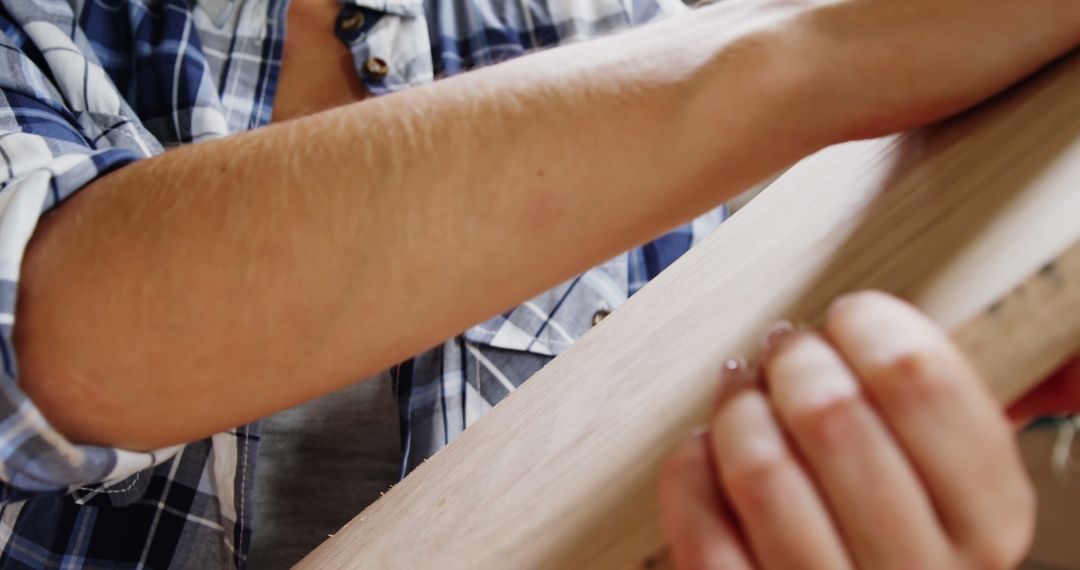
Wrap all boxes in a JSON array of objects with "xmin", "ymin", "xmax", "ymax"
[{"xmin": 298, "ymin": 52, "xmax": 1080, "ymax": 569}]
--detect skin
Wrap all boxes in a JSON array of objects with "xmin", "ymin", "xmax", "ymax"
[
  {"xmin": 659, "ymin": 292, "xmax": 1080, "ymax": 570},
  {"xmin": 15, "ymin": 0, "xmax": 1080, "ymax": 451},
  {"xmin": 273, "ymin": 0, "xmax": 371, "ymax": 122},
  {"xmin": 8, "ymin": 0, "xmax": 1078, "ymax": 563}
]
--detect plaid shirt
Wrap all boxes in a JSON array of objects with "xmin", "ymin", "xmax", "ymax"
[{"xmin": 0, "ymin": 0, "xmax": 724, "ymax": 567}]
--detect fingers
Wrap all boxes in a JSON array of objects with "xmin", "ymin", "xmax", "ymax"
[
  {"xmin": 708, "ymin": 385, "xmax": 851, "ymax": 570},
  {"xmin": 659, "ymin": 431, "xmax": 755, "ymax": 570},
  {"xmin": 663, "ymin": 290, "xmax": 1037, "ymax": 570},
  {"xmin": 824, "ymin": 291, "xmax": 1035, "ymax": 568},
  {"xmin": 765, "ymin": 330, "xmax": 952, "ymax": 568}
]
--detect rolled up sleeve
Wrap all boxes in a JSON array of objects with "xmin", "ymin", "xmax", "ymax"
[{"xmin": 0, "ymin": 22, "xmax": 179, "ymax": 503}]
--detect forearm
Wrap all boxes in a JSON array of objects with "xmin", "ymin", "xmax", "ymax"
[
  {"xmin": 16, "ymin": 1, "xmax": 820, "ymax": 449},
  {"xmin": 16, "ymin": 0, "xmax": 1080, "ymax": 450}
]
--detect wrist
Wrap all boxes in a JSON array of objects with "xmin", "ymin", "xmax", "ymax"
[{"xmin": 677, "ymin": 1, "xmax": 838, "ymax": 191}]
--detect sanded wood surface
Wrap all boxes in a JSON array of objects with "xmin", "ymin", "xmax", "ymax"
[{"xmin": 298, "ymin": 52, "xmax": 1080, "ymax": 569}]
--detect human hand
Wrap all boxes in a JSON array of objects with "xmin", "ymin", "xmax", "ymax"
[{"xmin": 658, "ymin": 291, "xmax": 1056, "ymax": 569}]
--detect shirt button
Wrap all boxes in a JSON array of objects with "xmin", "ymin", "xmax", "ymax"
[
  {"xmin": 340, "ymin": 10, "xmax": 365, "ymax": 32},
  {"xmin": 364, "ymin": 57, "xmax": 390, "ymax": 82},
  {"xmin": 592, "ymin": 309, "xmax": 611, "ymax": 327}
]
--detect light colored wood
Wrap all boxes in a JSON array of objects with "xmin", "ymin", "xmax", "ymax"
[
  {"xmin": 953, "ymin": 242, "xmax": 1079, "ymax": 405},
  {"xmin": 298, "ymin": 52, "xmax": 1080, "ymax": 569}
]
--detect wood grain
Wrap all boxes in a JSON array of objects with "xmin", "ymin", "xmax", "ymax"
[{"xmin": 298, "ymin": 52, "xmax": 1080, "ymax": 569}]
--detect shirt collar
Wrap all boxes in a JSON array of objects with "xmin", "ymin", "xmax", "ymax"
[{"xmin": 196, "ymin": 0, "xmax": 236, "ymax": 27}]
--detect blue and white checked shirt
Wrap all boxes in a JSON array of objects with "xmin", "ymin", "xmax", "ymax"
[{"xmin": 0, "ymin": 0, "xmax": 725, "ymax": 566}]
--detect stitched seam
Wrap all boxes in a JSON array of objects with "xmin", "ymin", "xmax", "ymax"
[
  {"xmin": 237, "ymin": 429, "xmax": 249, "ymax": 565},
  {"xmin": 75, "ymin": 472, "xmax": 139, "ymax": 494}
]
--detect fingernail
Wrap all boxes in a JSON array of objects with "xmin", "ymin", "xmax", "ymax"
[
  {"xmin": 773, "ymin": 335, "xmax": 861, "ymax": 411},
  {"xmin": 762, "ymin": 320, "xmax": 795, "ymax": 358},
  {"xmin": 713, "ymin": 391, "xmax": 788, "ymax": 470},
  {"xmin": 688, "ymin": 425, "xmax": 709, "ymax": 441},
  {"xmin": 715, "ymin": 356, "xmax": 758, "ymax": 411},
  {"xmin": 720, "ymin": 356, "xmax": 750, "ymax": 384},
  {"xmin": 827, "ymin": 293, "xmax": 859, "ymax": 317},
  {"xmin": 832, "ymin": 292, "xmax": 857, "ymax": 308}
]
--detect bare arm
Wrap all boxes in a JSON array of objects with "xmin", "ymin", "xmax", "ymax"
[{"xmin": 15, "ymin": 0, "xmax": 1079, "ymax": 450}]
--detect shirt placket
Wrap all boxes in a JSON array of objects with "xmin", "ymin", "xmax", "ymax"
[{"xmin": 334, "ymin": 0, "xmax": 434, "ymax": 96}]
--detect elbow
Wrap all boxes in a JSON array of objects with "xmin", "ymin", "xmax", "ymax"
[
  {"xmin": 14, "ymin": 327, "xmax": 150, "ymax": 450},
  {"xmin": 13, "ymin": 216, "xmax": 156, "ymax": 451}
]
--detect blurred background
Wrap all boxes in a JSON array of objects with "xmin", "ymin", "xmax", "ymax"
[{"xmin": 1019, "ymin": 422, "xmax": 1080, "ymax": 569}]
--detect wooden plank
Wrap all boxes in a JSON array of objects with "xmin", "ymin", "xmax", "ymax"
[
  {"xmin": 298, "ymin": 52, "xmax": 1080, "ymax": 569},
  {"xmin": 953, "ymin": 242, "xmax": 1079, "ymax": 405}
]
